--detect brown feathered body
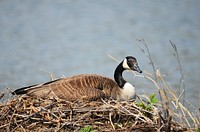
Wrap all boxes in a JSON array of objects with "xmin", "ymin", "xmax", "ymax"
[
  {"xmin": 13, "ymin": 56, "xmax": 143, "ymax": 101},
  {"xmin": 16, "ymin": 74, "xmax": 122, "ymax": 101}
]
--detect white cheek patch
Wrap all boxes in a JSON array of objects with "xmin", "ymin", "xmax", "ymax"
[{"xmin": 122, "ymin": 58, "xmax": 131, "ymax": 70}]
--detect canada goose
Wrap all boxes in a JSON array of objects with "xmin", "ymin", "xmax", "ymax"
[{"xmin": 13, "ymin": 56, "xmax": 142, "ymax": 101}]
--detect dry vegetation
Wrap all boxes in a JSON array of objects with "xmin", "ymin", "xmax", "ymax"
[
  {"xmin": 0, "ymin": 41, "xmax": 199, "ymax": 131},
  {"xmin": 0, "ymin": 93, "xmax": 191, "ymax": 132}
]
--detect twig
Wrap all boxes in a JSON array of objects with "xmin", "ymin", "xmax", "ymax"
[
  {"xmin": 109, "ymin": 112, "xmax": 115, "ymax": 130},
  {"xmin": 39, "ymin": 68, "xmax": 58, "ymax": 81},
  {"xmin": 170, "ymin": 40, "xmax": 185, "ymax": 105},
  {"xmin": 106, "ymin": 54, "xmax": 120, "ymax": 63},
  {"xmin": 165, "ymin": 116, "xmax": 172, "ymax": 132},
  {"xmin": 137, "ymin": 39, "xmax": 157, "ymax": 82}
]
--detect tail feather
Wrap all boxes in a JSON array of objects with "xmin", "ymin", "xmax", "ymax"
[
  {"xmin": 12, "ymin": 84, "xmax": 39, "ymax": 95},
  {"xmin": 12, "ymin": 79, "xmax": 61, "ymax": 95}
]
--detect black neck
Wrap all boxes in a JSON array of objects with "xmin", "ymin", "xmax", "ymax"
[{"xmin": 114, "ymin": 61, "xmax": 126, "ymax": 88}]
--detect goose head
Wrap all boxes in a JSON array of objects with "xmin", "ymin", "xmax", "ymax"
[
  {"xmin": 114, "ymin": 56, "xmax": 142, "ymax": 88},
  {"xmin": 122, "ymin": 56, "xmax": 142, "ymax": 73}
]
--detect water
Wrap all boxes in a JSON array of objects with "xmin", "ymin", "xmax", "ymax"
[{"xmin": 0, "ymin": 0, "xmax": 199, "ymax": 108}]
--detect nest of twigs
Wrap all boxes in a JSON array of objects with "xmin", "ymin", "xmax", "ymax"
[{"xmin": 0, "ymin": 95, "xmax": 187, "ymax": 132}]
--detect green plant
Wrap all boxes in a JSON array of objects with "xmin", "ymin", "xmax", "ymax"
[
  {"xmin": 196, "ymin": 127, "xmax": 200, "ymax": 132},
  {"xmin": 78, "ymin": 125, "xmax": 96, "ymax": 132},
  {"xmin": 137, "ymin": 94, "xmax": 159, "ymax": 111}
]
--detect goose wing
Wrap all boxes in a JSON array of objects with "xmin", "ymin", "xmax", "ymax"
[{"xmin": 13, "ymin": 74, "xmax": 118, "ymax": 101}]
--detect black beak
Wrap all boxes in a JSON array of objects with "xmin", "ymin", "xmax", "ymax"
[{"xmin": 134, "ymin": 64, "xmax": 142, "ymax": 73}]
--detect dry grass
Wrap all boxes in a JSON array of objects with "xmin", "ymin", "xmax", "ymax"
[
  {"xmin": 136, "ymin": 69, "xmax": 199, "ymax": 132},
  {"xmin": 0, "ymin": 94, "xmax": 188, "ymax": 131}
]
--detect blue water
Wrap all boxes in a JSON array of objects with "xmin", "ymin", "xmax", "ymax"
[{"xmin": 0, "ymin": 0, "xmax": 199, "ymax": 108}]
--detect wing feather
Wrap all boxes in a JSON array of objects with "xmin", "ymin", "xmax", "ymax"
[{"xmin": 14, "ymin": 74, "xmax": 120, "ymax": 101}]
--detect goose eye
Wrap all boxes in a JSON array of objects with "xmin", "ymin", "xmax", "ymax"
[
  {"xmin": 127, "ymin": 61, "xmax": 132, "ymax": 68},
  {"xmin": 128, "ymin": 60, "xmax": 135, "ymax": 66}
]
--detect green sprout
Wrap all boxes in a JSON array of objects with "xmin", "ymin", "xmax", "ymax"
[
  {"xmin": 78, "ymin": 125, "xmax": 97, "ymax": 132},
  {"xmin": 137, "ymin": 93, "xmax": 159, "ymax": 111}
]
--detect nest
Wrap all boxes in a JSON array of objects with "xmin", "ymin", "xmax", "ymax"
[{"xmin": 0, "ymin": 95, "xmax": 186, "ymax": 132}]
